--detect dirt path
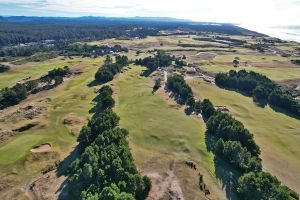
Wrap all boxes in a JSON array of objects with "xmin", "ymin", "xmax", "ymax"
[
  {"xmin": 25, "ymin": 180, "xmax": 38, "ymax": 200},
  {"xmin": 164, "ymin": 71, "xmax": 168, "ymax": 82},
  {"xmin": 147, "ymin": 161, "xmax": 184, "ymax": 200}
]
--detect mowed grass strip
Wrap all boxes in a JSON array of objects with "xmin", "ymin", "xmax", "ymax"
[
  {"xmin": 188, "ymin": 79, "xmax": 300, "ymax": 193},
  {"xmin": 114, "ymin": 65, "xmax": 215, "ymax": 173}
]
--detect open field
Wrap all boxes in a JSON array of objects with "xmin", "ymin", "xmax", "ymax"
[
  {"xmin": 0, "ymin": 57, "xmax": 103, "ymax": 199},
  {"xmin": 113, "ymin": 65, "xmax": 226, "ymax": 199},
  {"xmin": 188, "ymin": 79, "xmax": 300, "ymax": 194},
  {"xmin": 95, "ymin": 35, "xmax": 300, "ymax": 85}
]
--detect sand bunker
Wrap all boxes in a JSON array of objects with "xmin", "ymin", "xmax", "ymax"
[{"xmin": 30, "ymin": 143, "xmax": 51, "ymax": 153}]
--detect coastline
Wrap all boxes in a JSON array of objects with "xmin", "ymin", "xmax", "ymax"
[{"xmin": 239, "ymin": 24, "xmax": 300, "ymax": 43}]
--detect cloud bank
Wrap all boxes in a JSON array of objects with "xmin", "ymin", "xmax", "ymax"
[{"xmin": 1, "ymin": 0, "xmax": 300, "ymax": 26}]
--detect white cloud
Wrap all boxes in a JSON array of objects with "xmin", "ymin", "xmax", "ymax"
[{"xmin": 1, "ymin": 0, "xmax": 300, "ymax": 26}]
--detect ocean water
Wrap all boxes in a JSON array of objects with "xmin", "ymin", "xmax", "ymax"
[{"xmin": 240, "ymin": 25, "xmax": 300, "ymax": 43}]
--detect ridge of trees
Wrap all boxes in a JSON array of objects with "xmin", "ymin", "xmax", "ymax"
[
  {"xmin": 215, "ymin": 70, "xmax": 300, "ymax": 118},
  {"xmin": 164, "ymin": 73, "xmax": 298, "ymax": 199},
  {"xmin": 95, "ymin": 55, "xmax": 129, "ymax": 83},
  {"xmin": 200, "ymin": 99, "xmax": 298, "ymax": 199},
  {"xmin": 166, "ymin": 74, "xmax": 194, "ymax": 106},
  {"xmin": 0, "ymin": 66, "xmax": 70, "ymax": 109},
  {"xmin": 67, "ymin": 85, "xmax": 151, "ymax": 199}
]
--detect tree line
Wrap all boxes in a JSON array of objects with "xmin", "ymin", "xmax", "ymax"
[
  {"xmin": 0, "ymin": 21, "xmax": 159, "ymax": 47},
  {"xmin": 66, "ymin": 85, "xmax": 151, "ymax": 199},
  {"xmin": 201, "ymin": 99, "xmax": 298, "ymax": 199},
  {"xmin": 135, "ymin": 54, "xmax": 186, "ymax": 76},
  {"xmin": 95, "ymin": 55, "xmax": 129, "ymax": 83},
  {"xmin": 0, "ymin": 64, "xmax": 9, "ymax": 73},
  {"xmin": 0, "ymin": 66, "xmax": 70, "ymax": 109},
  {"xmin": 166, "ymin": 74, "xmax": 194, "ymax": 106},
  {"xmin": 215, "ymin": 70, "xmax": 300, "ymax": 118},
  {"xmin": 165, "ymin": 74, "xmax": 298, "ymax": 199},
  {"xmin": 0, "ymin": 43, "xmax": 128, "ymax": 61},
  {"xmin": 0, "ymin": 17, "xmax": 262, "ymax": 47}
]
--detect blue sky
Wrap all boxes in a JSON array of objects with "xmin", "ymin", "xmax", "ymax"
[{"xmin": 1, "ymin": 0, "xmax": 300, "ymax": 27}]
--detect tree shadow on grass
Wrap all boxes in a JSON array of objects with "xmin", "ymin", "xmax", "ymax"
[
  {"xmin": 204, "ymin": 132, "xmax": 241, "ymax": 200},
  {"xmin": 56, "ymin": 145, "xmax": 81, "ymax": 177},
  {"xmin": 87, "ymin": 80, "xmax": 101, "ymax": 87},
  {"xmin": 214, "ymin": 157, "xmax": 241, "ymax": 200},
  {"xmin": 140, "ymin": 69, "xmax": 153, "ymax": 77},
  {"xmin": 216, "ymin": 84, "xmax": 300, "ymax": 120},
  {"xmin": 269, "ymin": 104, "xmax": 300, "ymax": 120},
  {"xmin": 56, "ymin": 145, "xmax": 82, "ymax": 200}
]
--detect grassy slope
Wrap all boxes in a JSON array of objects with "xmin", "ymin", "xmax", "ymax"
[
  {"xmin": 0, "ymin": 57, "xmax": 88, "ymax": 89},
  {"xmin": 0, "ymin": 57, "xmax": 103, "ymax": 199},
  {"xmin": 188, "ymin": 79, "xmax": 300, "ymax": 193},
  {"xmin": 114, "ymin": 65, "xmax": 225, "ymax": 199}
]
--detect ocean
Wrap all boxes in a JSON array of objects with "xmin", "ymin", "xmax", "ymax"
[{"xmin": 240, "ymin": 25, "xmax": 300, "ymax": 43}]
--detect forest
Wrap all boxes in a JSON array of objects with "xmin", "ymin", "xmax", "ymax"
[
  {"xmin": 0, "ymin": 43, "xmax": 128, "ymax": 60},
  {"xmin": 0, "ymin": 16, "xmax": 263, "ymax": 47}
]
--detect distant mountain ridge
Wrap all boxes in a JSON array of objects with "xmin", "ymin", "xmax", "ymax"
[
  {"xmin": 0, "ymin": 15, "xmax": 239, "ymax": 26},
  {"xmin": 0, "ymin": 16, "xmax": 193, "ymax": 23}
]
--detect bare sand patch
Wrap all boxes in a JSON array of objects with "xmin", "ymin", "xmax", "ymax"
[{"xmin": 30, "ymin": 144, "xmax": 51, "ymax": 153}]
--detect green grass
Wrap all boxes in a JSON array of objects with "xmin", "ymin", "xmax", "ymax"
[
  {"xmin": 0, "ymin": 57, "xmax": 103, "ymax": 167},
  {"xmin": 188, "ymin": 79, "xmax": 300, "ymax": 193},
  {"xmin": 11, "ymin": 52, "xmax": 58, "ymax": 65},
  {"xmin": 0, "ymin": 134, "xmax": 45, "ymax": 164},
  {"xmin": 0, "ymin": 57, "xmax": 90, "ymax": 89},
  {"xmin": 114, "ymin": 65, "xmax": 228, "ymax": 198},
  {"xmin": 213, "ymin": 54, "xmax": 292, "ymax": 62},
  {"xmin": 114, "ymin": 65, "xmax": 215, "ymax": 174},
  {"xmin": 201, "ymin": 64, "xmax": 300, "ymax": 81}
]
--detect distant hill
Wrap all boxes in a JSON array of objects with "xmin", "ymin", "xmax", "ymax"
[
  {"xmin": 0, "ymin": 16, "xmax": 193, "ymax": 23},
  {"xmin": 0, "ymin": 16, "xmax": 265, "ymax": 47}
]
